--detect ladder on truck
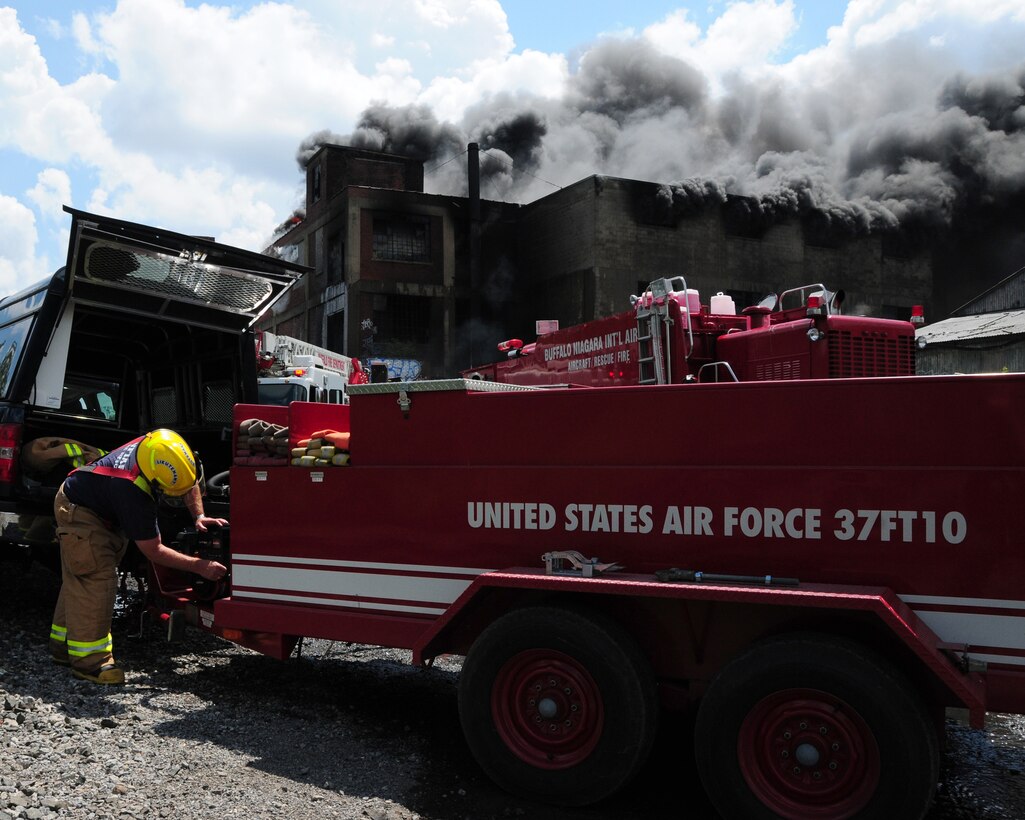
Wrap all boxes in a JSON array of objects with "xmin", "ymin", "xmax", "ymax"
[{"xmin": 635, "ymin": 277, "xmax": 692, "ymax": 385}]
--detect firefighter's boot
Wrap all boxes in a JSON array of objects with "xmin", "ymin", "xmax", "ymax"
[{"xmin": 72, "ymin": 663, "xmax": 125, "ymax": 685}]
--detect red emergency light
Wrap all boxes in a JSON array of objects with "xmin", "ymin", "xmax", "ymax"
[
  {"xmin": 497, "ymin": 339, "xmax": 524, "ymax": 352},
  {"xmin": 910, "ymin": 305, "xmax": 925, "ymax": 325},
  {"xmin": 807, "ymin": 294, "xmax": 827, "ymax": 316},
  {"xmin": 293, "ymin": 368, "xmax": 306, "ymax": 377}
]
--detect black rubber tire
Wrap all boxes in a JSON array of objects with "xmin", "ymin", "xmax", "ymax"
[
  {"xmin": 694, "ymin": 633, "xmax": 939, "ymax": 820},
  {"xmin": 458, "ymin": 605, "xmax": 657, "ymax": 806}
]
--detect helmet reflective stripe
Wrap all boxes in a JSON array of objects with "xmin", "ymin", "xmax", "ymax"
[
  {"xmin": 67, "ymin": 634, "xmax": 113, "ymax": 657},
  {"xmin": 50, "ymin": 623, "xmax": 68, "ymax": 642}
]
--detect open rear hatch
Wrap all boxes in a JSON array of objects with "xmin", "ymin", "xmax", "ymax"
[{"xmin": 62, "ymin": 206, "xmax": 305, "ymax": 332}]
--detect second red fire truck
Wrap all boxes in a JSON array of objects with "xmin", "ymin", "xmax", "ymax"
[{"xmin": 464, "ymin": 278, "xmax": 922, "ymax": 386}]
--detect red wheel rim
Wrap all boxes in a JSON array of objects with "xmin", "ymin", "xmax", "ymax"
[
  {"xmin": 491, "ymin": 648, "xmax": 604, "ymax": 770},
  {"xmin": 737, "ymin": 688, "xmax": 880, "ymax": 819}
]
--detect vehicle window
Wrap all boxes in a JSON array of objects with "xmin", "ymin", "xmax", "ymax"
[
  {"xmin": 257, "ymin": 383, "xmax": 307, "ymax": 406},
  {"xmin": 0, "ymin": 316, "xmax": 32, "ymax": 399},
  {"xmin": 59, "ymin": 376, "xmax": 121, "ymax": 421}
]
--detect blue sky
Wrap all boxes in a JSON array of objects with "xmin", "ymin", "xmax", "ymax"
[{"xmin": 2, "ymin": 1, "xmax": 1023, "ymax": 295}]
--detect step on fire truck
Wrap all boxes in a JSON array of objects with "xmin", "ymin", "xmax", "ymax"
[
  {"xmin": 464, "ymin": 277, "xmax": 924, "ymax": 386},
  {"xmin": 255, "ymin": 331, "xmax": 364, "ymax": 406},
  {"xmin": 145, "ymin": 334, "xmax": 1024, "ymax": 818}
]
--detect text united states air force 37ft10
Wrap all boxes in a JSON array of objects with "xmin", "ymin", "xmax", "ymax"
[{"xmin": 467, "ymin": 502, "xmax": 968, "ymax": 544}]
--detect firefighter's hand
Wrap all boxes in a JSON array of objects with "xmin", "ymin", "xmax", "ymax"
[
  {"xmin": 195, "ymin": 514, "xmax": 228, "ymax": 532},
  {"xmin": 197, "ymin": 559, "xmax": 228, "ymax": 581}
]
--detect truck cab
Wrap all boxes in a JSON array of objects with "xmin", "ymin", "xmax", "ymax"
[
  {"xmin": 0, "ymin": 207, "xmax": 306, "ymax": 561},
  {"xmin": 254, "ymin": 332, "xmax": 357, "ymax": 406}
]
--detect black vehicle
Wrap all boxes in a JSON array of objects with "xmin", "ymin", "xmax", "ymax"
[{"xmin": 0, "ymin": 207, "xmax": 305, "ymax": 562}]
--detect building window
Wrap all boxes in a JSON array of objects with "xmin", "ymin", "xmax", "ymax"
[
  {"xmin": 311, "ymin": 164, "xmax": 322, "ymax": 204},
  {"xmin": 328, "ymin": 232, "xmax": 344, "ymax": 283},
  {"xmin": 374, "ymin": 294, "xmax": 431, "ymax": 344},
  {"xmin": 372, "ymin": 215, "xmax": 430, "ymax": 263}
]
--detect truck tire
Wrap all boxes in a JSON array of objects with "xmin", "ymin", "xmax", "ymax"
[
  {"xmin": 694, "ymin": 633, "xmax": 939, "ymax": 820},
  {"xmin": 458, "ymin": 605, "xmax": 657, "ymax": 806}
]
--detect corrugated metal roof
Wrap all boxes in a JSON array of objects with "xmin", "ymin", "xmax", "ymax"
[{"xmin": 917, "ymin": 309, "xmax": 1025, "ymax": 344}]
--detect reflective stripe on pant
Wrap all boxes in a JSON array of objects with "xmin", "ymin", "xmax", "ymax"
[{"xmin": 49, "ymin": 483, "xmax": 128, "ymax": 673}]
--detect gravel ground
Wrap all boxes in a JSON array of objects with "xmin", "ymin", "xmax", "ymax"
[{"xmin": 3, "ymin": 559, "xmax": 1025, "ymax": 820}]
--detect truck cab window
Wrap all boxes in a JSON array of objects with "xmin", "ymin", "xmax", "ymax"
[
  {"xmin": 59, "ymin": 376, "xmax": 121, "ymax": 422},
  {"xmin": 0, "ymin": 317, "xmax": 32, "ymax": 399},
  {"xmin": 256, "ymin": 383, "xmax": 307, "ymax": 406}
]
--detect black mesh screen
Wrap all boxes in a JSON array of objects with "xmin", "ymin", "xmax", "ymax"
[{"xmin": 84, "ymin": 243, "xmax": 273, "ymax": 313}]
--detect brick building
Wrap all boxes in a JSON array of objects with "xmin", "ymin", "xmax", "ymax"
[
  {"xmin": 265, "ymin": 145, "xmax": 933, "ymax": 377},
  {"xmin": 266, "ymin": 145, "xmax": 519, "ymax": 378}
]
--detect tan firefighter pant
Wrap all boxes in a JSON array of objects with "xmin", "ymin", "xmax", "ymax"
[{"xmin": 49, "ymin": 483, "xmax": 129, "ymax": 673}]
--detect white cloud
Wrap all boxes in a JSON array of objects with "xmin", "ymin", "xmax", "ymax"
[
  {"xmin": 0, "ymin": 194, "xmax": 41, "ymax": 291},
  {"xmin": 26, "ymin": 168, "xmax": 72, "ymax": 217},
  {"xmin": 296, "ymin": 0, "xmax": 514, "ymax": 77},
  {"xmin": 644, "ymin": 1, "xmax": 798, "ymax": 90},
  {"xmin": 422, "ymin": 49, "xmax": 569, "ymax": 123},
  {"xmin": 70, "ymin": 11, "xmax": 99, "ymax": 54}
]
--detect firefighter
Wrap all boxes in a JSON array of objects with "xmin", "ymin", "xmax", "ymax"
[{"xmin": 48, "ymin": 429, "xmax": 228, "ymax": 685}]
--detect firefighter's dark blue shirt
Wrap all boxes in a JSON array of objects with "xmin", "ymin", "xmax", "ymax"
[{"xmin": 63, "ymin": 449, "xmax": 159, "ymax": 542}]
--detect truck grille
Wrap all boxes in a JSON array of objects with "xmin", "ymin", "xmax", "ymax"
[
  {"xmin": 828, "ymin": 332, "xmax": 915, "ymax": 377},
  {"xmin": 753, "ymin": 359, "xmax": 802, "ymax": 380}
]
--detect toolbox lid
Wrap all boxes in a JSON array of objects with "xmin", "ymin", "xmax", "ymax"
[{"xmin": 346, "ymin": 378, "xmax": 540, "ymax": 396}]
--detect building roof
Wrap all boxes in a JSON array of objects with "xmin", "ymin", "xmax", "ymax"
[{"xmin": 917, "ymin": 309, "xmax": 1025, "ymax": 344}]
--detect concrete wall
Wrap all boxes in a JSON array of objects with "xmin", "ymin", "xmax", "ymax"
[{"xmin": 517, "ymin": 176, "xmax": 934, "ymax": 333}]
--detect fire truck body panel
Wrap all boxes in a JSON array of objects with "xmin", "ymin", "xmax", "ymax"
[
  {"xmin": 208, "ymin": 376, "xmax": 1021, "ymax": 672},
  {"xmin": 155, "ymin": 374, "xmax": 1025, "ymax": 815}
]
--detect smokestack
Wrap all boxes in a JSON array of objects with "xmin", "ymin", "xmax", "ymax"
[{"xmin": 468, "ymin": 142, "xmax": 481, "ymax": 364}]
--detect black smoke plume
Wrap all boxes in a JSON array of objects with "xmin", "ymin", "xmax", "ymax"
[{"xmin": 296, "ymin": 32, "xmax": 1025, "ymax": 312}]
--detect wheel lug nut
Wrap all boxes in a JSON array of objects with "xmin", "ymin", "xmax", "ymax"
[
  {"xmin": 781, "ymin": 750, "xmax": 789, "ymax": 759},
  {"xmin": 829, "ymin": 761, "xmax": 838, "ymax": 770},
  {"xmin": 570, "ymin": 704, "xmax": 578, "ymax": 712},
  {"xmin": 813, "ymin": 771, "xmax": 822, "ymax": 780},
  {"xmin": 793, "ymin": 766, "xmax": 802, "ymax": 775},
  {"xmin": 799, "ymin": 722, "xmax": 808, "ymax": 730},
  {"xmin": 564, "ymin": 688, "xmax": 572, "ymax": 695},
  {"xmin": 783, "ymin": 731, "xmax": 792, "ymax": 740},
  {"xmin": 831, "ymin": 742, "xmax": 840, "ymax": 751},
  {"xmin": 819, "ymin": 726, "xmax": 828, "ymax": 735}
]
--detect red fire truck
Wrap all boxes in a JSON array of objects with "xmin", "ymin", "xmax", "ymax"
[
  {"xmin": 146, "ymin": 362, "xmax": 1024, "ymax": 819},
  {"xmin": 464, "ymin": 278, "xmax": 922, "ymax": 386}
]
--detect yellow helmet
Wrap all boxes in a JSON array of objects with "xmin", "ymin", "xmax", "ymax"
[{"xmin": 137, "ymin": 429, "xmax": 197, "ymax": 496}]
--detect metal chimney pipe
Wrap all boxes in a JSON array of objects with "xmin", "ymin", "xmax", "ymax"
[{"xmin": 468, "ymin": 143, "xmax": 482, "ymax": 364}]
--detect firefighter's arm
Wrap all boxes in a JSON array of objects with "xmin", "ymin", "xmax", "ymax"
[
  {"xmin": 135, "ymin": 535, "xmax": 227, "ymax": 581},
  {"xmin": 183, "ymin": 483, "xmax": 228, "ymax": 532}
]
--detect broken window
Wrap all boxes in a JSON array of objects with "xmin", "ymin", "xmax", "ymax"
[{"xmin": 372, "ymin": 215, "xmax": 430, "ymax": 263}]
